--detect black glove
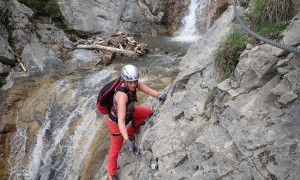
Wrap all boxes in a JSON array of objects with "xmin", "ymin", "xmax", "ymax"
[
  {"xmin": 156, "ymin": 93, "xmax": 167, "ymax": 102},
  {"xmin": 125, "ymin": 139, "xmax": 139, "ymax": 155}
]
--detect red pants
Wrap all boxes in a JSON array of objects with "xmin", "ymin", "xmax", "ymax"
[{"xmin": 107, "ymin": 106, "xmax": 152, "ymax": 175}]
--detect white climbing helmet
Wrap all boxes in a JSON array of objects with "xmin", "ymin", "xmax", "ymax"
[{"xmin": 120, "ymin": 64, "xmax": 139, "ymax": 81}]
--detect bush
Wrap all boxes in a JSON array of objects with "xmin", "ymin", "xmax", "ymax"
[
  {"xmin": 19, "ymin": 0, "xmax": 76, "ymax": 35},
  {"xmin": 18, "ymin": 0, "xmax": 55, "ymax": 18},
  {"xmin": 215, "ymin": 32, "xmax": 247, "ymax": 80},
  {"xmin": 251, "ymin": 0, "xmax": 294, "ymax": 26},
  {"xmin": 238, "ymin": 0, "xmax": 248, "ymax": 7},
  {"xmin": 257, "ymin": 21, "xmax": 289, "ymax": 39}
]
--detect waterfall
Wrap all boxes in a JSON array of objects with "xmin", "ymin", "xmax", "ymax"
[
  {"xmin": 172, "ymin": 0, "xmax": 207, "ymax": 42},
  {"xmin": 6, "ymin": 47, "xmax": 181, "ymax": 179},
  {"xmin": 8, "ymin": 69, "xmax": 113, "ymax": 180},
  {"xmin": 8, "ymin": 126, "xmax": 27, "ymax": 180},
  {"xmin": 25, "ymin": 111, "xmax": 51, "ymax": 180}
]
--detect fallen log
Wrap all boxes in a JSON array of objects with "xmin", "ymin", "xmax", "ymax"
[{"xmin": 77, "ymin": 44, "xmax": 137, "ymax": 58}]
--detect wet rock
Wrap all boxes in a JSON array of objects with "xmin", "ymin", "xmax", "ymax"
[
  {"xmin": 0, "ymin": 123, "xmax": 17, "ymax": 180},
  {"xmin": 0, "ymin": 124, "xmax": 17, "ymax": 134}
]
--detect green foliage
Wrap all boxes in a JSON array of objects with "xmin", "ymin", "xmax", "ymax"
[
  {"xmin": 215, "ymin": 32, "xmax": 247, "ymax": 80},
  {"xmin": 203, "ymin": 149, "xmax": 214, "ymax": 160},
  {"xmin": 284, "ymin": 62, "xmax": 294, "ymax": 70},
  {"xmin": 207, "ymin": 150, "xmax": 214, "ymax": 159},
  {"xmin": 244, "ymin": 11, "xmax": 251, "ymax": 20},
  {"xmin": 6, "ymin": 23, "xmax": 17, "ymax": 50},
  {"xmin": 257, "ymin": 21, "xmax": 289, "ymax": 39},
  {"xmin": 205, "ymin": 87, "xmax": 217, "ymax": 106},
  {"xmin": 0, "ymin": 77, "xmax": 7, "ymax": 87},
  {"xmin": 32, "ymin": 23, "xmax": 42, "ymax": 39},
  {"xmin": 238, "ymin": 0, "xmax": 247, "ymax": 7},
  {"xmin": 250, "ymin": 0, "xmax": 294, "ymax": 26},
  {"xmin": 19, "ymin": 0, "xmax": 77, "ymax": 35}
]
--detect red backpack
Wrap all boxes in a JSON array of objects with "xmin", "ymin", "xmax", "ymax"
[
  {"xmin": 97, "ymin": 78, "xmax": 133, "ymax": 115},
  {"xmin": 96, "ymin": 78, "xmax": 123, "ymax": 114}
]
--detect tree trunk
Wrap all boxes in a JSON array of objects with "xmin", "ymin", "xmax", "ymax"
[{"xmin": 77, "ymin": 45, "xmax": 137, "ymax": 58}]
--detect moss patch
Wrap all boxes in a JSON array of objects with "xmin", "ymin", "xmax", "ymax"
[{"xmin": 215, "ymin": 32, "xmax": 247, "ymax": 80}]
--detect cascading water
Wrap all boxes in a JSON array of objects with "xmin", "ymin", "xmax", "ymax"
[
  {"xmin": 173, "ymin": 0, "xmax": 209, "ymax": 42},
  {"xmin": 8, "ymin": 69, "xmax": 114, "ymax": 180},
  {"xmin": 6, "ymin": 48, "xmax": 181, "ymax": 179}
]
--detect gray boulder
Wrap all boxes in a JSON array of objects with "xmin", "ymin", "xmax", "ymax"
[
  {"xmin": 8, "ymin": 0, "xmax": 34, "ymax": 54},
  {"xmin": 0, "ymin": 22, "xmax": 16, "ymax": 65},
  {"xmin": 21, "ymin": 43, "xmax": 62, "ymax": 76},
  {"xmin": 59, "ymin": 0, "xmax": 151, "ymax": 35},
  {"xmin": 65, "ymin": 49, "xmax": 101, "ymax": 69}
]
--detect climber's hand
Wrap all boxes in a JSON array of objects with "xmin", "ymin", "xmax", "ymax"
[
  {"xmin": 156, "ymin": 93, "xmax": 167, "ymax": 102},
  {"xmin": 125, "ymin": 139, "xmax": 139, "ymax": 155}
]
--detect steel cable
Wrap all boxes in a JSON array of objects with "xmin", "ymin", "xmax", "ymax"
[{"xmin": 234, "ymin": 0, "xmax": 300, "ymax": 54}]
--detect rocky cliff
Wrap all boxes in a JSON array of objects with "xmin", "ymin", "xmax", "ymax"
[
  {"xmin": 1, "ymin": 0, "xmax": 299, "ymax": 180},
  {"xmin": 97, "ymin": 6, "xmax": 300, "ymax": 180}
]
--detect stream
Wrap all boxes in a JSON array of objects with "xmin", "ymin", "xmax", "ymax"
[{"xmin": 6, "ymin": 36, "xmax": 192, "ymax": 179}]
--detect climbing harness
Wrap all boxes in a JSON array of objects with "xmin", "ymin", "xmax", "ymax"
[
  {"xmin": 133, "ymin": 80, "xmax": 176, "ymax": 179},
  {"xmin": 233, "ymin": 0, "xmax": 300, "ymax": 54}
]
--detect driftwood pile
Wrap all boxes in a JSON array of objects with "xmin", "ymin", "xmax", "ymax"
[{"xmin": 76, "ymin": 32, "xmax": 148, "ymax": 65}]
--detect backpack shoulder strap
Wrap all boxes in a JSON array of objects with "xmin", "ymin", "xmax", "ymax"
[
  {"xmin": 97, "ymin": 78, "xmax": 122, "ymax": 104},
  {"xmin": 116, "ymin": 86, "xmax": 129, "ymax": 94},
  {"xmin": 116, "ymin": 86, "xmax": 138, "ymax": 102},
  {"xmin": 115, "ymin": 87, "xmax": 130, "ymax": 106}
]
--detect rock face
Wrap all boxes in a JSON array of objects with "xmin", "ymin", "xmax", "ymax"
[
  {"xmin": 58, "ymin": 0, "xmax": 229, "ymax": 36},
  {"xmin": 59, "ymin": 0, "xmax": 153, "ymax": 35},
  {"xmin": 7, "ymin": 0, "xmax": 34, "ymax": 55},
  {"xmin": 57, "ymin": 0, "xmax": 192, "ymax": 36},
  {"xmin": 1, "ymin": 0, "xmax": 300, "ymax": 180},
  {"xmin": 0, "ymin": 22, "xmax": 15, "ymax": 65},
  {"xmin": 96, "ymin": 7, "xmax": 300, "ymax": 180}
]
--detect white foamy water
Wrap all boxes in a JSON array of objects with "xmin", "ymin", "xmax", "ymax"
[
  {"xmin": 62, "ymin": 98, "xmax": 100, "ymax": 179},
  {"xmin": 38, "ymin": 106, "xmax": 81, "ymax": 179},
  {"xmin": 172, "ymin": 35, "xmax": 200, "ymax": 42},
  {"xmin": 8, "ymin": 126, "xmax": 27, "ymax": 180},
  {"xmin": 8, "ymin": 68, "xmax": 115, "ymax": 180},
  {"xmin": 172, "ymin": 0, "xmax": 206, "ymax": 42},
  {"xmin": 24, "ymin": 111, "xmax": 51, "ymax": 180}
]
